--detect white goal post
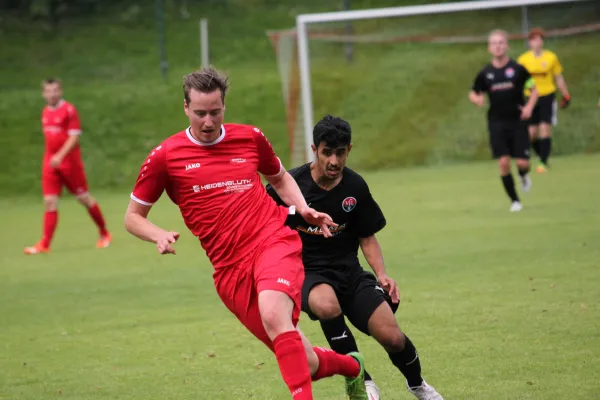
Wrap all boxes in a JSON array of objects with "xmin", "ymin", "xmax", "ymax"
[{"xmin": 295, "ymin": 0, "xmax": 593, "ymax": 162}]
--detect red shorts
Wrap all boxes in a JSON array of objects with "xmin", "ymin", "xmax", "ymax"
[
  {"xmin": 42, "ymin": 162, "xmax": 89, "ymax": 197},
  {"xmin": 213, "ymin": 227, "xmax": 304, "ymax": 352}
]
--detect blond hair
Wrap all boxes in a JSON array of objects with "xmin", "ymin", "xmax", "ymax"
[{"xmin": 183, "ymin": 67, "xmax": 229, "ymax": 104}]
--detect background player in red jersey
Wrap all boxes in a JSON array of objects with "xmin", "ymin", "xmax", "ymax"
[
  {"xmin": 25, "ymin": 79, "xmax": 111, "ymax": 254},
  {"xmin": 124, "ymin": 68, "xmax": 369, "ymax": 400}
]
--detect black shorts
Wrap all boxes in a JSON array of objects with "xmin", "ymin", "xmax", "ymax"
[
  {"xmin": 528, "ymin": 93, "xmax": 557, "ymax": 126},
  {"xmin": 301, "ymin": 265, "xmax": 399, "ymax": 335},
  {"xmin": 488, "ymin": 120, "xmax": 530, "ymax": 159}
]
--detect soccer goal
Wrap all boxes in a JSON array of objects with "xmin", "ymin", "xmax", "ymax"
[{"xmin": 268, "ymin": 0, "xmax": 599, "ymax": 166}]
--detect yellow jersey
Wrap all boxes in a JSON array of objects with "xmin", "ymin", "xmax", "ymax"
[{"xmin": 517, "ymin": 50, "xmax": 563, "ymax": 96}]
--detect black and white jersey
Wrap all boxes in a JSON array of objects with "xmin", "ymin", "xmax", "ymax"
[
  {"xmin": 266, "ymin": 163, "xmax": 386, "ymax": 270},
  {"xmin": 472, "ymin": 58, "xmax": 533, "ymax": 121}
]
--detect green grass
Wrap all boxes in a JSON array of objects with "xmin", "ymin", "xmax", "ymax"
[
  {"xmin": 0, "ymin": 1, "xmax": 599, "ymax": 193},
  {"xmin": 1, "ymin": 154, "xmax": 599, "ymax": 399}
]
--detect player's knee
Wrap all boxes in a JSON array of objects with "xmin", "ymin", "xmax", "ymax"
[
  {"xmin": 528, "ymin": 126, "xmax": 538, "ymax": 138},
  {"xmin": 260, "ymin": 308, "xmax": 286, "ymax": 337},
  {"xmin": 78, "ymin": 194, "xmax": 96, "ymax": 208},
  {"xmin": 260, "ymin": 307, "xmax": 295, "ymax": 339},
  {"xmin": 498, "ymin": 157, "xmax": 511, "ymax": 173},
  {"xmin": 43, "ymin": 196, "xmax": 58, "ymax": 211},
  {"xmin": 539, "ymin": 124, "xmax": 551, "ymax": 138},
  {"xmin": 516, "ymin": 159, "xmax": 529, "ymax": 170},
  {"xmin": 377, "ymin": 328, "xmax": 406, "ymax": 353},
  {"xmin": 311, "ymin": 298, "xmax": 342, "ymax": 320}
]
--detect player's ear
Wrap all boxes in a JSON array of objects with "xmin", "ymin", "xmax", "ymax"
[
  {"xmin": 311, "ymin": 144, "xmax": 317, "ymax": 155},
  {"xmin": 183, "ymin": 100, "xmax": 189, "ymax": 117},
  {"xmin": 348, "ymin": 143, "xmax": 353, "ymax": 154}
]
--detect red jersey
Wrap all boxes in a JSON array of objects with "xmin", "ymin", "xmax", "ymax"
[
  {"xmin": 131, "ymin": 123, "xmax": 291, "ymax": 269},
  {"xmin": 41, "ymin": 100, "xmax": 82, "ymax": 163}
]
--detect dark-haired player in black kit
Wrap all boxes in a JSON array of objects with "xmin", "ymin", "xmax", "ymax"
[
  {"xmin": 267, "ymin": 115, "xmax": 443, "ymax": 400},
  {"xmin": 469, "ymin": 29, "xmax": 539, "ymax": 212}
]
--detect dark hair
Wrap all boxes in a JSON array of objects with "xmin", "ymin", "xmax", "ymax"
[
  {"xmin": 183, "ymin": 67, "xmax": 229, "ymax": 104},
  {"xmin": 42, "ymin": 78, "xmax": 62, "ymax": 88},
  {"xmin": 313, "ymin": 115, "xmax": 351, "ymax": 148}
]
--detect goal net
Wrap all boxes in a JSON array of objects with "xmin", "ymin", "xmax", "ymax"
[{"xmin": 268, "ymin": 0, "xmax": 600, "ymax": 168}]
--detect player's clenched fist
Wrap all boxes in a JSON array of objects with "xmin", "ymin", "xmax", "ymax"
[{"xmin": 156, "ymin": 231, "xmax": 180, "ymax": 255}]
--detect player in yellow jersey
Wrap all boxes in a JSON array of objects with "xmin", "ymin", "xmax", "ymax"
[{"xmin": 518, "ymin": 28, "xmax": 571, "ymax": 173}]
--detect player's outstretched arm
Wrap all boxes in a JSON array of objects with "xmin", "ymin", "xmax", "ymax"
[
  {"xmin": 265, "ymin": 170, "xmax": 337, "ymax": 237},
  {"xmin": 125, "ymin": 200, "xmax": 179, "ymax": 255},
  {"xmin": 359, "ymin": 235, "xmax": 399, "ymax": 303}
]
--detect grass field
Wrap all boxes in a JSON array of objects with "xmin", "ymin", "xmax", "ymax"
[{"xmin": 1, "ymin": 154, "xmax": 599, "ymax": 399}]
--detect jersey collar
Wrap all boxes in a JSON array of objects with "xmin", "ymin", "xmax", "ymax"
[
  {"xmin": 186, "ymin": 125, "xmax": 226, "ymax": 146},
  {"xmin": 47, "ymin": 99, "xmax": 65, "ymax": 110}
]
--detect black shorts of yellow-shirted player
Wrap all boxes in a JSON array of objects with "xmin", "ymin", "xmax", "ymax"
[
  {"xmin": 469, "ymin": 29, "xmax": 539, "ymax": 212},
  {"xmin": 266, "ymin": 115, "xmax": 443, "ymax": 400}
]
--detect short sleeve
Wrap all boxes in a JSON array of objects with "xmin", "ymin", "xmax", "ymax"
[
  {"xmin": 252, "ymin": 127, "xmax": 283, "ymax": 176},
  {"xmin": 354, "ymin": 181, "xmax": 386, "ymax": 238},
  {"xmin": 472, "ymin": 71, "xmax": 487, "ymax": 93},
  {"xmin": 66, "ymin": 104, "xmax": 82, "ymax": 136},
  {"xmin": 130, "ymin": 144, "xmax": 168, "ymax": 206},
  {"xmin": 551, "ymin": 54, "xmax": 563, "ymax": 76}
]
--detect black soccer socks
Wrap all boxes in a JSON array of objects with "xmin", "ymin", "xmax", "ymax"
[
  {"xmin": 539, "ymin": 137, "xmax": 552, "ymax": 165},
  {"xmin": 518, "ymin": 165, "xmax": 530, "ymax": 177},
  {"xmin": 532, "ymin": 139, "xmax": 542, "ymax": 158},
  {"xmin": 388, "ymin": 335, "xmax": 424, "ymax": 388},
  {"xmin": 501, "ymin": 174, "xmax": 519, "ymax": 202},
  {"xmin": 319, "ymin": 315, "xmax": 372, "ymax": 381}
]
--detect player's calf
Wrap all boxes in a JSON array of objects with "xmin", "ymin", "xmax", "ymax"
[
  {"xmin": 367, "ymin": 302, "xmax": 425, "ymax": 389},
  {"xmin": 309, "ymin": 284, "xmax": 375, "ymax": 380},
  {"xmin": 497, "ymin": 156, "xmax": 521, "ymax": 208},
  {"xmin": 537, "ymin": 124, "xmax": 552, "ymax": 168},
  {"xmin": 259, "ymin": 291, "xmax": 314, "ymax": 399},
  {"xmin": 25, "ymin": 195, "xmax": 59, "ymax": 254},
  {"xmin": 272, "ymin": 330, "xmax": 314, "ymax": 400},
  {"xmin": 516, "ymin": 159, "xmax": 532, "ymax": 193},
  {"xmin": 529, "ymin": 125, "xmax": 542, "ymax": 158},
  {"xmin": 78, "ymin": 193, "xmax": 111, "ymax": 244},
  {"xmin": 318, "ymin": 314, "xmax": 376, "ymax": 384}
]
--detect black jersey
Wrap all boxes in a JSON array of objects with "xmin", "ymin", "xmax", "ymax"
[
  {"xmin": 472, "ymin": 59, "xmax": 533, "ymax": 121},
  {"xmin": 266, "ymin": 163, "xmax": 386, "ymax": 270}
]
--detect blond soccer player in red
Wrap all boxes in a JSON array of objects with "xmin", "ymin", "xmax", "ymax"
[
  {"xmin": 24, "ymin": 79, "xmax": 111, "ymax": 254},
  {"xmin": 125, "ymin": 68, "xmax": 368, "ymax": 399}
]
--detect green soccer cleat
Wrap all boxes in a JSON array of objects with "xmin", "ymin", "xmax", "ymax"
[
  {"xmin": 536, "ymin": 163, "xmax": 548, "ymax": 173},
  {"xmin": 345, "ymin": 352, "xmax": 368, "ymax": 400}
]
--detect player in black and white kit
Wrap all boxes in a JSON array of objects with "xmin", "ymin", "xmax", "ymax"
[
  {"xmin": 267, "ymin": 115, "xmax": 443, "ymax": 400},
  {"xmin": 469, "ymin": 29, "xmax": 539, "ymax": 212}
]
